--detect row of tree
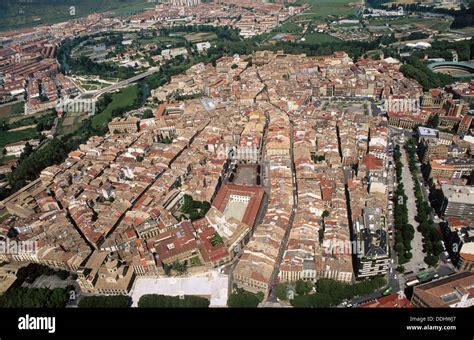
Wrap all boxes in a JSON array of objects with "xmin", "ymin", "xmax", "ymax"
[
  {"xmin": 400, "ymin": 56, "xmax": 455, "ymax": 91},
  {"xmin": 404, "ymin": 138, "xmax": 443, "ymax": 267},
  {"xmin": 288, "ymin": 277, "xmax": 386, "ymax": 308},
  {"xmin": 78, "ymin": 295, "xmax": 131, "ymax": 308},
  {"xmin": 15, "ymin": 263, "xmax": 70, "ymax": 285},
  {"xmin": 410, "ymin": 40, "xmax": 473, "ymax": 62},
  {"xmin": 0, "ymin": 287, "xmax": 70, "ymax": 308},
  {"xmin": 227, "ymin": 287, "xmax": 264, "ymax": 308},
  {"xmin": 138, "ymin": 294, "xmax": 210, "ymax": 308},
  {"xmin": 392, "ymin": 145, "xmax": 415, "ymax": 266}
]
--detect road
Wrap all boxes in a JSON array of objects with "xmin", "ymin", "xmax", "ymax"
[
  {"xmin": 78, "ymin": 67, "xmax": 160, "ymax": 100},
  {"xmin": 266, "ymin": 104, "xmax": 298, "ymax": 303},
  {"xmin": 348, "ymin": 263, "xmax": 456, "ymax": 307}
]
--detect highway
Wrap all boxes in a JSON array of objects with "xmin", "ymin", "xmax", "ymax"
[{"xmin": 78, "ymin": 67, "xmax": 160, "ymax": 100}]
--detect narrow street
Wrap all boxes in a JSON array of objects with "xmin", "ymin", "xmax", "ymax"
[{"xmin": 266, "ymin": 104, "xmax": 298, "ymax": 303}]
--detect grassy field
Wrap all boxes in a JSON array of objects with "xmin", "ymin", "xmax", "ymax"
[
  {"xmin": 451, "ymin": 27, "xmax": 474, "ymax": 34},
  {"xmin": 184, "ymin": 32, "xmax": 218, "ymax": 43},
  {"xmin": 0, "ymin": 212, "xmax": 11, "ymax": 224},
  {"xmin": 0, "ymin": 128, "xmax": 38, "ymax": 148},
  {"xmin": 91, "ymin": 85, "xmax": 139, "ymax": 128},
  {"xmin": 277, "ymin": 22, "xmax": 304, "ymax": 34},
  {"xmin": 294, "ymin": 0, "xmax": 361, "ymax": 19},
  {"xmin": 304, "ymin": 32, "xmax": 342, "ymax": 44},
  {"xmin": 0, "ymin": 0, "xmax": 148, "ymax": 31},
  {"xmin": 136, "ymin": 36, "xmax": 182, "ymax": 46},
  {"xmin": 0, "ymin": 102, "xmax": 24, "ymax": 121}
]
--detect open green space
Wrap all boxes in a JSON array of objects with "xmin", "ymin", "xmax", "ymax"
[
  {"xmin": 0, "ymin": 128, "xmax": 38, "ymax": 149},
  {"xmin": 276, "ymin": 22, "xmax": 303, "ymax": 34},
  {"xmin": 294, "ymin": 0, "xmax": 359, "ymax": 19},
  {"xmin": 105, "ymin": 1, "xmax": 155, "ymax": 16},
  {"xmin": 138, "ymin": 35, "xmax": 181, "ymax": 43},
  {"xmin": 184, "ymin": 32, "xmax": 218, "ymax": 43},
  {"xmin": 0, "ymin": 102, "xmax": 24, "ymax": 121},
  {"xmin": 91, "ymin": 85, "xmax": 140, "ymax": 129},
  {"xmin": 304, "ymin": 32, "xmax": 342, "ymax": 44},
  {"xmin": 58, "ymin": 112, "xmax": 88, "ymax": 136}
]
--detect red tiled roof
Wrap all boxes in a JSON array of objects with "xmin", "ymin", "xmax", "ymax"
[
  {"xmin": 358, "ymin": 293, "xmax": 413, "ymax": 308},
  {"xmin": 212, "ymin": 183, "xmax": 264, "ymax": 227}
]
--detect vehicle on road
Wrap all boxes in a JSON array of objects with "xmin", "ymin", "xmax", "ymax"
[{"xmin": 406, "ymin": 279, "xmax": 420, "ymax": 287}]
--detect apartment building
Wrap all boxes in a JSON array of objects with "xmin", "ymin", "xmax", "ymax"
[
  {"xmin": 412, "ymin": 272, "xmax": 474, "ymax": 308},
  {"xmin": 354, "ymin": 207, "xmax": 390, "ymax": 278},
  {"xmin": 440, "ymin": 184, "xmax": 474, "ymax": 226}
]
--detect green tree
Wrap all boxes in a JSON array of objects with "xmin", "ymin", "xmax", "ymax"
[
  {"xmin": 138, "ymin": 294, "xmax": 209, "ymax": 307},
  {"xmin": 424, "ymin": 255, "xmax": 439, "ymax": 267},
  {"xmin": 227, "ymin": 288, "xmax": 260, "ymax": 308},
  {"xmin": 295, "ymin": 279, "xmax": 312, "ymax": 296},
  {"xmin": 276, "ymin": 283, "xmax": 289, "ymax": 301},
  {"xmin": 427, "ymin": 114, "xmax": 440, "ymax": 129},
  {"xmin": 79, "ymin": 295, "xmax": 131, "ymax": 308},
  {"xmin": 142, "ymin": 109, "xmax": 154, "ymax": 119},
  {"xmin": 0, "ymin": 119, "xmax": 8, "ymax": 131}
]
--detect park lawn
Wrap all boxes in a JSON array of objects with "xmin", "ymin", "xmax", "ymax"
[
  {"xmin": 0, "ymin": 128, "xmax": 38, "ymax": 148},
  {"xmin": 0, "ymin": 102, "xmax": 24, "ymax": 121},
  {"xmin": 295, "ymin": 0, "xmax": 360, "ymax": 19},
  {"xmin": 304, "ymin": 32, "xmax": 341, "ymax": 44},
  {"xmin": 91, "ymin": 85, "xmax": 139, "ymax": 129}
]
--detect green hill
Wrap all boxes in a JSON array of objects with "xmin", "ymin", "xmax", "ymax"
[{"xmin": 0, "ymin": 0, "xmax": 153, "ymax": 31}]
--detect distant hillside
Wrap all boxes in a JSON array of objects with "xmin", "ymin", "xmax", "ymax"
[{"xmin": 0, "ymin": 0, "xmax": 154, "ymax": 32}]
